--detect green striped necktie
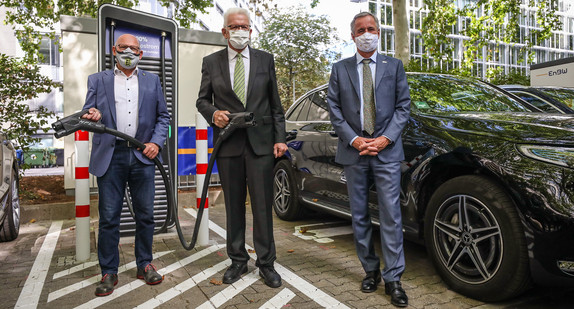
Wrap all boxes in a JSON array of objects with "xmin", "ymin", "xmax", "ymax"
[{"xmin": 234, "ymin": 54, "xmax": 246, "ymax": 105}]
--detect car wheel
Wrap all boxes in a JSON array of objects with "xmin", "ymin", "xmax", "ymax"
[
  {"xmin": 425, "ymin": 175, "xmax": 530, "ymax": 301},
  {"xmin": 272, "ymin": 160, "xmax": 303, "ymax": 221},
  {"xmin": 0, "ymin": 167, "xmax": 20, "ymax": 242}
]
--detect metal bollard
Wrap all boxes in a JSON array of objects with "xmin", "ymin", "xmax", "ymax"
[
  {"xmin": 196, "ymin": 114, "xmax": 209, "ymax": 246},
  {"xmin": 75, "ymin": 130, "xmax": 91, "ymax": 261}
]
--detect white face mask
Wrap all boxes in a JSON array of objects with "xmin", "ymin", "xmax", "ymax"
[
  {"xmin": 354, "ymin": 32, "xmax": 379, "ymax": 53},
  {"xmin": 228, "ymin": 30, "xmax": 250, "ymax": 50}
]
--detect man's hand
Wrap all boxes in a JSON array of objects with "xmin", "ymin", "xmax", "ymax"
[
  {"xmin": 359, "ymin": 136, "xmax": 390, "ymax": 156},
  {"xmin": 82, "ymin": 108, "xmax": 101, "ymax": 121},
  {"xmin": 274, "ymin": 143, "xmax": 288, "ymax": 158},
  {"xmin": 352, "ymin": 137, "xmax": 373, "ymax": 153},
  {"xmin": 213, "ymin": 110, "xmax": 230, "ymax": 128},
  {"xmin": 142, "ymin": 143, "xmax": 160, "ymax": 159}
]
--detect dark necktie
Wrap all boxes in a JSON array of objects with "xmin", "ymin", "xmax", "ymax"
[{"xmin": 362, "ymin": 58, "xmax": 375, "ymax": 135}]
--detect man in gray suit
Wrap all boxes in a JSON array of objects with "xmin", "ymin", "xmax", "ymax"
[
  {"xmin": 196, "ymin": 7, "xmax": 287, "ymax": 288},
  {"xmin": 326, "ymin": 12, "xmax": 411, "ymax": 307}
]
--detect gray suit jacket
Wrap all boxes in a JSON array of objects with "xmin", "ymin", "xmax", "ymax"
[
  {"xmin": 196, "ymin": 47, "xmax": 286, "ymax": 157},
  {"xmin": 327, "ymin": 53, "xmax": 411, "ymax": 165}
]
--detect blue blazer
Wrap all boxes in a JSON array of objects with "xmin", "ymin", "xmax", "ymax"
[
  {"xmin": 327, "ymin": 53, "xmax": 411, "ymax": 165},
  {"xmin": 82, "ymin": 69, "xmax": 171, "ymax": 177}
]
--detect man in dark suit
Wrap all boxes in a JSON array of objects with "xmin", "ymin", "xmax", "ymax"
[
  {"xmin": 81, "ymin": 34, "xmax": 171, "ymax": 296},
  {"xmin": 326, "ymin": 12, "xmax": 411, "ymax": 307},
  {"xmin": 196, "ymin": 7, "xmax": 287, "ymax": 288}
]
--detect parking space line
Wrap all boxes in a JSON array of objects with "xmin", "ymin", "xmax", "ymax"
[
  {"xmin": 197, "ymin": 270, "xmax": 260, "ymax": 309},
  {"xmin": 48, "ymin": 250, "xmax": 173, "ymax": 302},
  {"xmin": 185, "ymin": 209, "xmax": 350, "ymax": 309},
  {"xmin": 73, "ymin": 244, "xmax": 224, "ymax": 309},
  {"xmin": 53, "ymin": 260, "xmax": 99, "ymax": 279},
  {"xmin": 259, "ymin": 288, "xmax": 296, "ymax": 309},
  {"xmin": 15, "ymin": 220, "xmax": 63, "ymax": 309},
  {"xmin": 134, "ymin": 259, "xmax": 231, "ymax": 308}
]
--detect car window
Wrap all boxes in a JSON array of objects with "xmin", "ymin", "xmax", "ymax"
[
  {"xmin": 510, "ymin": 91, "xmax": 561, "ymax": 112},
  {"xmin": 296, "ymin": 97, "xmax": 312, "ymax": 121},
  {"xmin": 306, "ymin": 89, "xmax": 330, "ymax": 121},
  {"xmin": 536, "ymin": 88, "xmax": 574, "ymax": 108},
  {"xmin": 407, "ymin": 75, "xmax": 532, "ymax": 113},
  {"xmin": 286, "ymin": 97, "xmax": 307, "ymax": 121}
]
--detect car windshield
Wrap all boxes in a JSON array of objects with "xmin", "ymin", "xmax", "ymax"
[
  {"xmin": 407, "ymin": 74, "xmax": 532, "ymax": 113},
  {"xmin": 535, "ymin": 88, "xmax": 574, "ymax": 109}
]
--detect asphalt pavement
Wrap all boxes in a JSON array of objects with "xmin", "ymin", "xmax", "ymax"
[{"xmin": 2, "ymin": 190, "xmax": 573, "ymax": 308}]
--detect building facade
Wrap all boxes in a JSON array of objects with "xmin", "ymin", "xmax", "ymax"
[{"xmin": 369, "ymin": 0, "xmax": 574, "ymax": 77}]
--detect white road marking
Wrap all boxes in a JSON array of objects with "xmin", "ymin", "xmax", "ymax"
[
  {"xmin": 185, "ymin": 209, "xmax": 350, "ymax": 309},
  {"xmin": 293, "ymin": 222, "xmax": 353, "ymax": 243},
  {"xmin": 15, "ymin": 220, "xmax": 63, "ymax": 309},
  {"xmin": 53, "ymin": 260, "xmax": 99, "ymax": 279},
  {"xmin": 196, "ymin": 270, "xmax": 260, "ymax": 309},
  {"xmin": 259, "ymin": 288, "xmax": 296, "ymax": 309},
  {"xmin": 134, "ymin": 259, "xmax": 231, "ymax": 308},
  {"xmin": 73, "ymin": 244, "xmax": 224, "ymax": 309},
  {"xmin": 47, "ymin": 250, "xmax": 173, "ymax": 302}
]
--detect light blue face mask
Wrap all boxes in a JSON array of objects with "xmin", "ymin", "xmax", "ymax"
[{"xmin": 115, "ymin": 48, "xmax": 140, "ymax": 70}]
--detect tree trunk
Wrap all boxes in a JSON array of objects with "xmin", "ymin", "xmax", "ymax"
[{"xmin": 392, "ymin": 0, "xmax": 410, "ymax": 66}]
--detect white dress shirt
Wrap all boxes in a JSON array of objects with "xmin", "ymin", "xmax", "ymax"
[{"xmin": 114, "ymin": 67, "xmax": 139, "ymax": 138}]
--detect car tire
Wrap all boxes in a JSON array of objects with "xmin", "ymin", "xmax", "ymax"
[
  {"xmin": 0, "ymin": 167, "xmax": 20, "ymax": 242},
  {"xmin": 272, "ymin": 160, "xmax": 303, "ymax": 221},
  {"xmin": 424, "ymin": 175, "xmax": 530, "ymax": 301}
]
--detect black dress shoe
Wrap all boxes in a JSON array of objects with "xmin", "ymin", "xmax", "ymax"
[
  {"xmin": 259, "ymin": 266, "xmax": 282, "ymax": 288},
  {"xmin": 385, "ymin": 281, "xmax": 408, "ymax": 307},
  {"xmin": 95, "ymin": 273, "xmax": 118, "ymax": 297},
  {"xmin": 137, "ymin": 263, "xmax": 163, "ymax": 285},
  {"xmin": 223, "ymin": 263, "xmax": 248, "ymax": 284},
  {"xmin": 361, "ymin": 270, "xmax": 381, "ymax": 293}
]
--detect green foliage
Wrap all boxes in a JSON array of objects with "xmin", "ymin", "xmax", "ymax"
[
  {"xmin": 256, "ymin": 6, "xmax": 340, "ymax": 109},
  {"xmin": 0, "ymin": 53, "xmax": 57, "ymax": 172},
  {"xmin": 421, "ymin": 0, "xmax": 561, "ymax": 76}
]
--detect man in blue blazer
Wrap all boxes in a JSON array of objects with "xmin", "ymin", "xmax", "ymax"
[
  {"xmin": 81, "ymin": 34, "xmax": 170, "ymax": 297},
  {"xmin": 327, "ymin": 12, "xmax": 411, "ymax": 307}
]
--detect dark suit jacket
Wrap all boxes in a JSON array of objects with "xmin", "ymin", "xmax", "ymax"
[
  {"xmin": 82, "ymin": 69, "xmax": 171, "ymax": 177},
  {"xmin": 327, "ymin": 53, "xmax": 411, "ymax": 165},
  {"xmin": 196, "ymin": 47, "xmax": 286, "ymax": 157}
]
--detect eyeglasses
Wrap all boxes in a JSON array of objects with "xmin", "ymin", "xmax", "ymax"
[
  {"xmin": 227, "ymin": 24, "xmax": 250, "ymax": 31},
  {"xmin": 116, "ymin": 44, "xmax": 141, "ymax": 53}
]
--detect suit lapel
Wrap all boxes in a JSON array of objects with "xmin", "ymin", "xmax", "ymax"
[
  {"xmin": 246, "ymin": 46, "xmax": 257, "ymax": 105},
  {"xmin": 218, "ymin": 48, "xmax": 233, "ymax": 93},
  {"xmin": 375, "ymin": 53, "xmax": 389, "ymax": 89},
  {"xmin": 138, "ymin": 70, "xmax": 146, "ymax": 112},
  {"xmin": 343, "ymin": 57, "xmax": 361, "ymax": 102},
  {"xmin": 102, "ymin": 70, "xmax": 117, "ymax": 126}
]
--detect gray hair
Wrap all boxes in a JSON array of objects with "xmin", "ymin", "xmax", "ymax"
[
  {"xmin": 223, "ymin": 7, "xmax": 251, "ymax": 28},
  {"xmin": 350, "ymin": 11, "xmax": 380, "ymax": 34}
]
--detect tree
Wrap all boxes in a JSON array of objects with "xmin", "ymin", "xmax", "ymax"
[
  {"xmin": 256, "ymin": 6, "xmax": 340, "ymax": 109},
  {"xmin": 392, "ymin": 0, "xmax": 410, "ymax": 66},
  {"xmin": 421, "ymin": 0, "xmax": 561, "ymax": 78},
  {"xmin": 0, "ymin": 54, "xmax": 57, "ymax": 171}
]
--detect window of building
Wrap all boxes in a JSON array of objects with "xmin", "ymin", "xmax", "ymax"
[
  {"xmin": 216, "ymin": 3, "xmax": 224, "ymax": 15},
  {"xmin": 39, "ymin": 35, "xmax": 60, "ymax": 67},
  {"xmin": 199, "ymin": 21, "xmax": 209, "ymax": 31}
]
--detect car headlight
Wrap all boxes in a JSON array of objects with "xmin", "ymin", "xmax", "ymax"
[{"xmin": 518, "ymin": 145, "xmax": 574, "ymax": 168}]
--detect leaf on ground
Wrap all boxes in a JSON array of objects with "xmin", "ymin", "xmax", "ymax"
[
  {"xmin": 29, "ymin": 219, "xmax": 36, "ymax": 223},
  {"xmin": 248, "ymin": 249, "xmax": 256, "ymax": 253},
  {"xmin": 299, "ymin": 227, "xmax": 308, "ymax": 233},
  {"xmin": 210, "ymin": 278, "xmax": 223, "ymax": 285},
  {"xmin": 287, "ymin": 249, "xmax": 295, "ymax": 253}
]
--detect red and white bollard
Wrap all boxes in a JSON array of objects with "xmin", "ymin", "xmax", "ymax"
[
  {"xmin": 196, "ymin": 114, "xmax": 209, "ymax": 246},
  {"xmin": 75, "ymin": 130, "xmax": 91, "ymax": 261}
]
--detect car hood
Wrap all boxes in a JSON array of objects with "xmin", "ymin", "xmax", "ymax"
[{"xmin": 417, "ymin": 112, "xmax": 574, "ymax": 145}]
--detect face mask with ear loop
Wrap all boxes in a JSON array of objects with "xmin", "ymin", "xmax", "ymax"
[
  {"xmin": 115, "ymin": 48, "xmax": 141, "ymax": 69},
  {"xmin": 228, "ymin": 30, "xmax": 250, "ymax": 50}
]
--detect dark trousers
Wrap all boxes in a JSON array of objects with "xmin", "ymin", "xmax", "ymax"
[
  {"xmin": 96, "ymin": 143, "xmax": 156, "ymax": 275},
  {"xmin": 216, "ymin": 142, "xmax": 276, "ymax": 267},
  {"xmin": 344, "ymin": 157, "xmax": 405, "ymax": 283}
]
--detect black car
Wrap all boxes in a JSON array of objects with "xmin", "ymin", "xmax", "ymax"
[
  {"xmin": 0, "ymin": 131, "xmax": 20, "ymax": 241},
  {"xmin": 498, "ymin": 85, "xmax": 574, "ymax": 114},
  {"xmin": 272, "ymin": 73, "xmax": 574, "ymax": 301}
]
